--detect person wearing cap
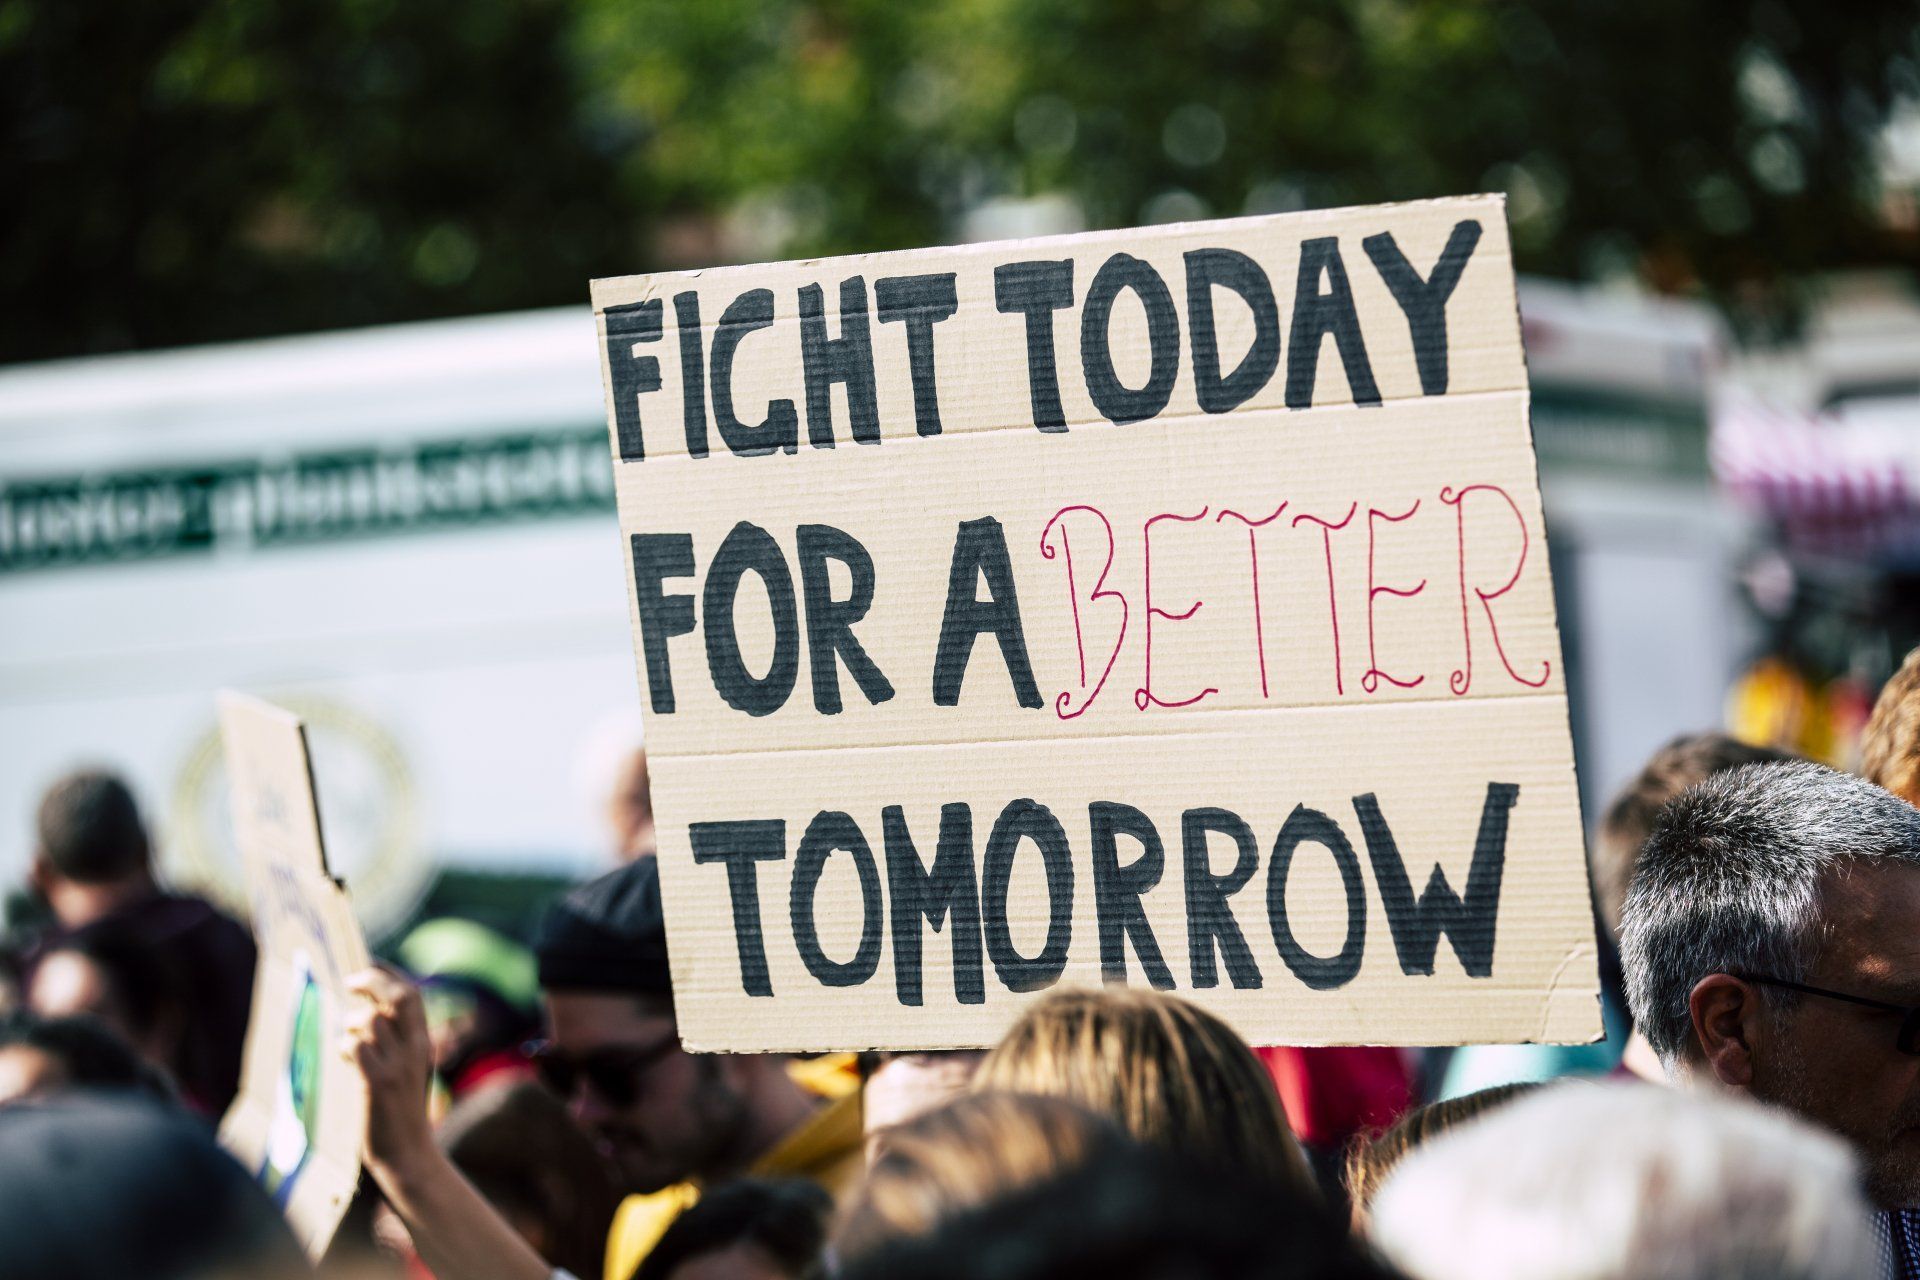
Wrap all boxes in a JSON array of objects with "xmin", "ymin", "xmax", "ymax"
[{"xmin": 346, "ymin": 855, "xmax": 862, "ymax": 1280}]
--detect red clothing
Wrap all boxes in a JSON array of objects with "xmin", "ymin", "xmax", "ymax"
[
  {"xmin": 448, "ymin": 1048, "xmax": 536, "ymax": 1100},
  {"xmin": 1257, "ymin": 1046, "xmax": 1415, "ymax": 1147}
]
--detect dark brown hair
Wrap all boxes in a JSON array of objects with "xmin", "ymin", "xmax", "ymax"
[
  {"xmin": 439, "ymin": 1081, "xmax": 624, "ymax": 1280},
  {"xmin": 836, "ymin": 1091, "xmax": 1123, "ymax": 1261},
  {"xmin": 35, "ymin": 770, "xmax": 148, "ymax": 884},
  {"xmin": 635, "ymin": 1178, "xmax": 831, "ymax": 1280}
]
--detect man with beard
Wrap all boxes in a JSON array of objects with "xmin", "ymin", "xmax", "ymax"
[
  {"xmin": 1620, "ymin": 760, "xmax": 1920, "ymax": 1278},
  {"xmin": 349, "ymin": 855, "xmax": 861, "ymax": 1280}
]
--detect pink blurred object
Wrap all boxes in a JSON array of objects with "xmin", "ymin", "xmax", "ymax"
[
  {"xmin": 1713, "ymin": 395, "xmax": 1920, "ymax": 559},
  {"xmin": 1257, "ymin": 1046, "xmax": 1416, "ymax": 1147}
]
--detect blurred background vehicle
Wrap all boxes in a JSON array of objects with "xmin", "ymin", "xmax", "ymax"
[{"xmin": 0, "ymin": 309, "xmax": 630, "ymax": 939}]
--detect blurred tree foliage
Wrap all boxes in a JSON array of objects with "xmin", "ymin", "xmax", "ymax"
[
  {"xmin": 1, "ymin": 0, "xmax": 641, "ymax": 361},
  {"xmin": 5, "ymin": 0, "xmax": 1918, "ymax": 362}
]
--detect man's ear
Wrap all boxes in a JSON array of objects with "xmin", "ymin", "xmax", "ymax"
[
  {"xmin": 27, "ymin": 854, "xmax": 53, "ymax": 897},
  {"xmin": 1688, "ymin": 973, "xmax": 1760, "ymax": 1090}
]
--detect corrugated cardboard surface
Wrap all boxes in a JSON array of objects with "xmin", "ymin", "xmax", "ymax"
[
  {"xmin": 216, "ymin": 692, "xmax": 370, "ymax": 1260},
  {"xmin": 592, "ymin": 194, "xmax": 1600, "ymax": 1051}
]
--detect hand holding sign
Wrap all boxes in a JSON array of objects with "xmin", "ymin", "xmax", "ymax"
[
  {"xmin": 342, "ymin": 969, "xmax": 557, "ymax": 1280},
  {"xmin": 341, "ymin": 968, "xmax": 435, "ymax": 1175},
  {"xmin": 594, "ymin": 195, "xmax": 1600, "ymax": 1053}
]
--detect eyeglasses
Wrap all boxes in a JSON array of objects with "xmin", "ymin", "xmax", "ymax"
[
  {"xmin": 1734, "ymin": 973, "xmax": 1920, "ymax": 1056},
  {"xmin": 525, "ymin": 1035, "xmax": 681, "ymax": 1108}
]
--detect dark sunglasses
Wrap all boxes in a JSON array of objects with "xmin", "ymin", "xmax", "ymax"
[
  {"xmin": 1734, "ymin": 973, "xmax": 1920, "ymax": 1056},
  {"xmin": 525, "ymin": 1035, "xmax": 681, "ymax": 1108}
]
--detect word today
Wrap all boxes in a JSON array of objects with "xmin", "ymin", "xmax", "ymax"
[{"xmin": 603, "ymin": 222, "xmax": 1483, "ymax": 459}]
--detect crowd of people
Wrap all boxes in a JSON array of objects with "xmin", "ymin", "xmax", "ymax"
[{"xmin": 4, "ymin": 644, "xmax": 1920, "ymax": 1280}]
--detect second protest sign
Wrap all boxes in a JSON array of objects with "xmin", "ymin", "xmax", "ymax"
[
  {"xmin": 217, "ymin": 691, "xmax": 371, "ymax": 1259},
  {"xmin": 593, "ymin": 194, "xmax": 1599, "ymax": 1051}
]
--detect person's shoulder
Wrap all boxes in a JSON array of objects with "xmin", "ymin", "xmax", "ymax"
[
  {"xmin": 103, "ymin": 892, "xmax": 254, "ymax": 958},
  {"xmin": 786, "ymin": 1051, "xmax": 860, "ymax": 1100},
  {"xmin": 755, "ymin": 1081, "xmax": 864, "ymax": 1194}
]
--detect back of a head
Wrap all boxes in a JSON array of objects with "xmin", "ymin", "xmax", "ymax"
[
  {"xmin": 1863, "ymin": 646, "xmax": 1920, "ymax": 806},
  {"xmin": 840, "ymin": 1141, "xmax": 1395, "ymax": 1280},
  {"xmin": 1343, "ymin": 1082, "xmax": 1540, "ymax": 1227},
  {"xmin": 1369, "ymin": 1082, "xmax": 1878, "ymax": 1280},
  {"xmin": 834, "ymin": 1091, "xmax": 1124, "ymax": 1261},
  {"xmin": 439, "ymin": 1081, "xmax": 624, "ymax": 1280},
  {"xmin": 35, "ymin": 769, "xmax": 149, "ymax": 884},
  {"xmin": 0, "ymin": 1094, "xmax": 307, "ymax": 1280},
  {"xmin": 1619, "ymin": 760, "xmax": 1920, "ymax": 1066},
  {"xmin": 633, "ymin": 1178, "xmax": 832, "ymax": 1280},
  {"xmin": 974, "ymin": 986, "xmax": 1311, "ymax": 1189},
  {"xmin": 1594, "ymin": 733, "xmax": 1795, "ymax": 935},
  {"xmin": 31, "ymin": 925, "xmax": 188, "ymax": 1048}
]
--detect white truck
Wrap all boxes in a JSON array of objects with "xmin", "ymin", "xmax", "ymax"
[{"xmin": 0, "ymin": 284, "xmax": 1749, "ymax": 938}]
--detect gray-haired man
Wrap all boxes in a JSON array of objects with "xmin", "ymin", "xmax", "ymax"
[{"xmin": 1620, "ymin": 760, "xmax": 1920, "ymax": 1278}]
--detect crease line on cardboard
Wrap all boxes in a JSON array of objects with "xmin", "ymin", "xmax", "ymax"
[
  {"xmin": 648, "ymin": 689, "xmax": 1574, "ymax": 763},
  {"xmin": 604, "ymin": 387, "xmax": 1537, "ymax": 468},
  {"xmin": 1532, "ymin": 939, "xmax": 1603, "ymax": 1046}
]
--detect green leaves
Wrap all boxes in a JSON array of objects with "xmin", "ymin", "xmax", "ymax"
[{"xmin": 5, "ymin": 0, "xmax": 1916, "ymax": 361}]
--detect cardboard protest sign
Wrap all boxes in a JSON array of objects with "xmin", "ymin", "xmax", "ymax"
[
  {"xmin": 593, "ymin": 194, "xmax": 1600, "ymax": 1051},
  {"xmin": 216, "ymin": 691, "xmax": 370, "ymax": 1260}
]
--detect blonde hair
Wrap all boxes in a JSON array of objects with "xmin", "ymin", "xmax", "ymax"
[
  {"xmin": 973, "ymin": 987, "xmax": 1311, "ymax": 1190},
  {"xmin": 834, "ymin": 1091, "xmax": 1119, "ymax": 1260},
  {"xmin": 1863, "ymin": 647, "xmax": 1920, "ymax": 806}
]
